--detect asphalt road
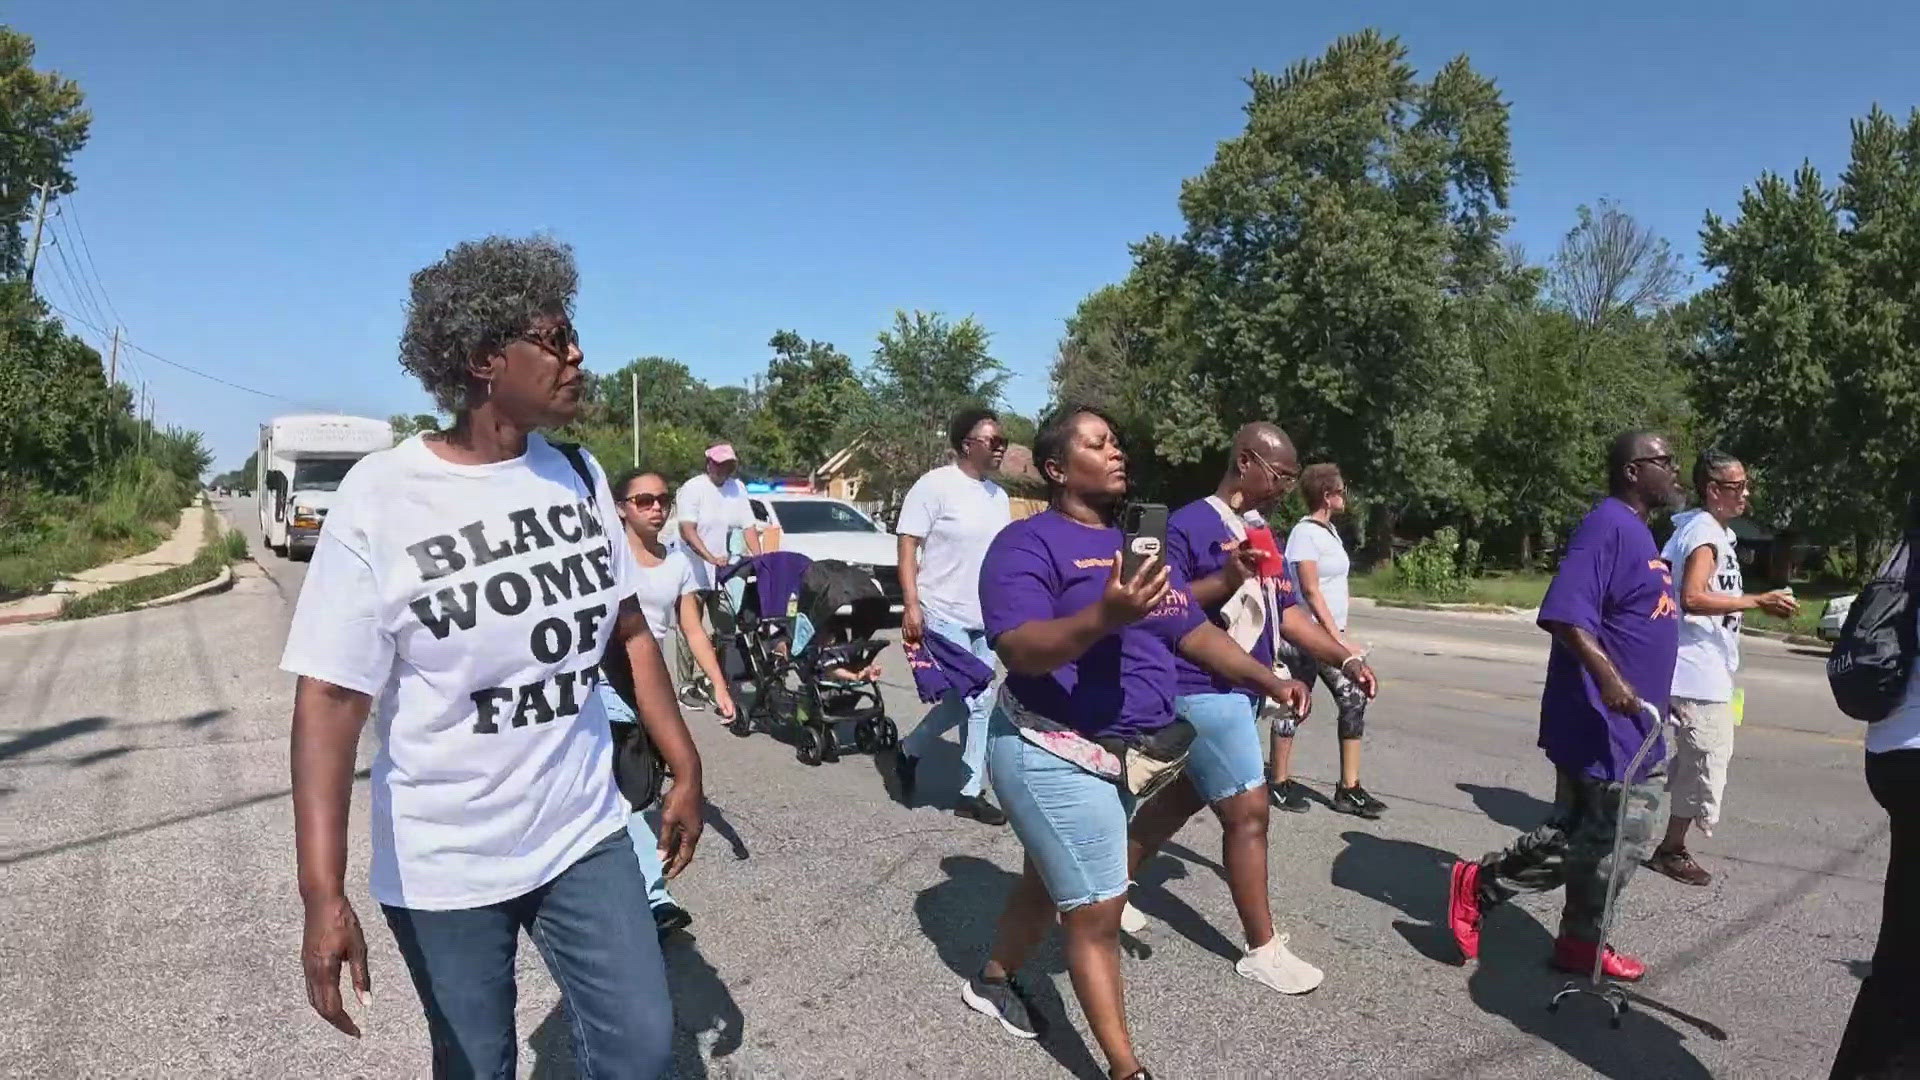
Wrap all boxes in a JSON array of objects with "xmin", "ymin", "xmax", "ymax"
[{"xmin": 0, "ymin": 498, "xmax": 1884, "ymax": 1078}]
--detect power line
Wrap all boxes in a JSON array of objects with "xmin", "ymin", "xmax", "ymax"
[
  {"xmin": 50, "ymin": 209, "xmax": 113, "ymax": 332},
  {"xmin": 48, "ymin": 229, "xmax": 112, "ymax": 333},
  {"xmin": 43, "ymin": 300, "xmax": 325, "ymax": 408},
  {"xmin": 60, "ymin": 191, "xmax": 125, "ymax": 328}
]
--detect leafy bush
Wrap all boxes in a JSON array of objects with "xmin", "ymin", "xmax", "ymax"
[
  {"xmin": 222, "ymin": 528, "xmax": 248, "ymax": 560},
  {"xmin": 1395, "ymin": 526, "xmax": 1471, "ymax": 601}
]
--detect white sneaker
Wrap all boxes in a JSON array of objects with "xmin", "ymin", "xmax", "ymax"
[
  {"xmin": 1120, "ymin": 901, "xmax": 1148, "ymax": 935},
  {"xmin": 1236, "ymin": 933, "xmax": 1324, "ymax": 995}
]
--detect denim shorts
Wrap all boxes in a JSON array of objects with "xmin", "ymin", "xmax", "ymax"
[
  {"xmin": 987, "ymin": 710, "xmax": 1135, "ymax": 912},
  {"xmin": 1175, "ymin": 692, "xmax": 1266, "ymax": 804}
]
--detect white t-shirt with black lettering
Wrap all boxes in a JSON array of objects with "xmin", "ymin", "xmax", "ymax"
[
  {"xmin": 1663, "ymin": 508, "xmax": 1742, "ymax": 703},
  {"xmin": 280, "ymin": 434, "xmax": 638, "ymax": 911}
]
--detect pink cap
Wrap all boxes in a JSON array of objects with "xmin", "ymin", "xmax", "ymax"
[{"xmin": 705, "ymin": 443, "xmax": 738, "ymax": 464}]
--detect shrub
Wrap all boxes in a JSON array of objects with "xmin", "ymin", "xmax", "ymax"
[{"xmin": 1396, "ymin": 526, "xmax": 1471, "ymax": 601}]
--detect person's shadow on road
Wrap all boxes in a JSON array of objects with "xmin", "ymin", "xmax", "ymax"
[
  {"xmin": 1330, "ymin": 830, "xmax": 1715, "ymax": 1080},
  {"xmin": 914, "ymin": 854, "xmax": 1107, "ymax": 1080},
  {"xmin": 1457, "ymin": 783, "xmax": 1554, "ymax": 832},
  {"xmin": 527, "ymin": 931, "xmax": 746, "ymax": 1079}
]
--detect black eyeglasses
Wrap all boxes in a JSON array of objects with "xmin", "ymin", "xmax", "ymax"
[
  {"xmin": 622, "ymin": 492, "xmax": 672, "ymax": 511},
  {"xmin": 1632, "ymin": 454, "xmax": 1677, "ymax": 473},
  {"xmin": 967, "ymin": 436, "xmax": 1010, "ymax": 452},
  {"xmin": 1707, "ymin": 478, "xmax": 1750, "ymax": 495},
  {"xmin": 516, "ymin": 322, "xmax": 579, "ymax": 358}
]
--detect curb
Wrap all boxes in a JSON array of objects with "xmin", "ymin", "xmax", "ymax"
[
  {"xmin": 1740, "ymin": 624, "xmax": 1828, "ymax": 649},
  {"xmin": 132, "ymin": 565, "xmax": 235, "ymax": 612},
  {"xmin": 1355, "ymin": 596, "xmax": 1534, "ymax": 618}
]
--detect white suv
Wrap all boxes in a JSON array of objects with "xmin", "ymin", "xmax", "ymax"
[{"xmin": 749, "ymin": 495, "xmax": 904, "ymax": 617}]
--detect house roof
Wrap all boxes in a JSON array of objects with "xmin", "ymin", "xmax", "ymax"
[{"xmin": 993, "ymin": 443, "xmax": 1043, "ymax": 495}]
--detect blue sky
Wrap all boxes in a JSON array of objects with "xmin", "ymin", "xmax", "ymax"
[{"xmin": 17, "ymin": 0, "xmax": 1920, "ymax": 469}]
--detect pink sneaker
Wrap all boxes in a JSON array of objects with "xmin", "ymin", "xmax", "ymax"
[{"xmin": 1448, "ymin": 861, "xmax": 1483, "ymax": 963}]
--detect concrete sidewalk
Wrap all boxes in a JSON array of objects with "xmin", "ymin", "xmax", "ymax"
[{"xmin": 0, "ymin": 499, "xmax": 207, "ymax": 626}]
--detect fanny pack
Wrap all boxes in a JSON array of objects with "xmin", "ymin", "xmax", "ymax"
[{"xmin": 999, "ymin": 686, "xmax": 1195, "ymax": 799}]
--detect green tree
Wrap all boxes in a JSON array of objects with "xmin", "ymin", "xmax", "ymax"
[
  {"xmin": 387, "ymin": 413, "xmax": 441, "ymax": 439},
  {"xmin": 749, "ymin": 330, "xmax": 866, "ymax": 475},
  {"xmin": 0, "ymin": 29, "xmax": 90, "ymax": 278},
  {"xmin": 851, "ymin": 311, "xmax": 1005, "ymax": 502},
  {"xmin": 1067, "ymin": 31, "xmax": 1514, "ymax": 548},
  {"xmin": 1685, "ymin": 104, "xmax": 1920, "ymax": 551},
  {"xmin": 1471, "ymin": 208, "xmax": 1694, "ymax": 564}
]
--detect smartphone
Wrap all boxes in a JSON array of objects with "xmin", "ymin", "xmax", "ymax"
[{"xmin": 1121, "ymin": 503, "xmax": 1169, "ymax": 581}]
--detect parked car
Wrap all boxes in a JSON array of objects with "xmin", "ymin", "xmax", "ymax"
[
  {"xmin": 1818, "ymin": 594, "xmax": 1855, "ymax": 642},
  {"xmin": 748, "ymin": 494, "xmax": 905, "ymax": 620}
]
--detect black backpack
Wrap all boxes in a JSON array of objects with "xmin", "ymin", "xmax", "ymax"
[
  {"xmin": 554, "ymin": 441, "xmax": 666, "ymax": 810},
  {"xmin": 1826, "ymin": 533, "xmax": 1920, "ymax": 723}
]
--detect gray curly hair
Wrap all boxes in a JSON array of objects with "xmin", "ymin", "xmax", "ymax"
[{"xmin": 399, "ymin": 235, "xmax": 579, "ymax": 412}]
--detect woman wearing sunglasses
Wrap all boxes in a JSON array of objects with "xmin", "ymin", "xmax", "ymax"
[
  {"xmin": 602, "ymin": 468, "xmax": 737, "ymax": 939},
  {"xmin": 964, "ymin": 405, "xmax": 1310, "ymax": 1080},
  {"xmin": 894, "ymin": 408, "xmax": 1014, "ymax": 825},
  {"xmin": 283, "ymin": 236, "xmax": 700, "ymax": 1079}
]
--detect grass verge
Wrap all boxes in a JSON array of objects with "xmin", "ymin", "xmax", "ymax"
[
  {"xmin": 0, "ymin": 462, "xmax": 198, "ymax": 602},
  {"xmin": 1352, "ymin": 566, "xmax": 1552, "ymax": 610},
  {"xmin": 60, "ymin": 505, "xmax": 233, "ymax": 620}
]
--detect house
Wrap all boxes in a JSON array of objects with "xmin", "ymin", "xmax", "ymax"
[{"xmin": 810, "ymin": 437, "xmax": 1047, "ymax": 520}]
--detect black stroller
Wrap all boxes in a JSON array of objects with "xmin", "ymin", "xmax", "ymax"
[{"xmin": 720, "ymin": 552, "xmax": 899, "ymax": 765}]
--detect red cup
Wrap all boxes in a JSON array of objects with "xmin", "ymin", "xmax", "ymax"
[{"xmin": 1245, "ymin": 525, "xmax": 1285, "ymax": 578}]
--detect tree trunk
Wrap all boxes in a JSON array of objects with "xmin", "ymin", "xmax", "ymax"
[{"xmin": 1520, "ymin": 529, "xmax": 1534, "ymax": 570}]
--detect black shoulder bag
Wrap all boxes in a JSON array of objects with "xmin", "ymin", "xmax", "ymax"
[{"xmin": 554, "ymin": 441, "xmax": 666, "ymax": 811}]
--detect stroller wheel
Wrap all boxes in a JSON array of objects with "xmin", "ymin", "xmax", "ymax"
[
  {"xmin": 819, "ymin": 723, "xmax": 841, "ymax": 763},
  {"xmin": 875, "ymin": 717, "xmax": 899, "ymax": 750},
  {"xmin": 854, "ymin": 720, "xmax": 878, "ymax": 754},
  {"xmin": 796, "ymin": 725, "xmax": 826, "ymax": 766},
  {"xmin": 727, "ymin": 712, "xmax": 753, "ymax": 738}
]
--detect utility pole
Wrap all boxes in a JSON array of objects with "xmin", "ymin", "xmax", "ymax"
[
  {"xmin": 630, "ymin": 370, "xmax": 640, "ymax": 468},
  {"xmin": 138, "ymin": 382, "xmax": 147, "ymax": 454},
  {"xmin": 23, "ymin": 182, "xmax": 50, "ymax": 283},
  {"xmin": 107, "ymin": 326, "xmax": 119, "ymax": 385}
]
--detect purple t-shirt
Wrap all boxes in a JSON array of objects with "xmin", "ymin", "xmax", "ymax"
[
  {"xmin": 1536, "ymin": 498, "xmax": 1680, "ymax": 782},
  {"xmin": 1167, "ymin": 499, "xmax": 1296, "ymax": 698},
  {"xmin": 980, "ymin": 509, "xmax": 1208, "ymax": 742}
]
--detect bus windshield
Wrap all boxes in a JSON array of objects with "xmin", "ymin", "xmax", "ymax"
[{"xmin": 291, "ymin": 458, "xmax": 358, "ymax": 492}]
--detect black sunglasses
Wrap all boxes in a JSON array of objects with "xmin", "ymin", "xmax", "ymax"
[
  {"xmin": 1632, "ymin": 454, "xmax": 1677, "ymax": 473},
  {"xmin": 622, "ymin": 492, "xmax": 672, "ymax": 511},
  {"xmin": 968, "ymin": 435, "xmax": 1010, "ymax": 452},
  {"xmin": 516, "ymin": 321, "xmax": 579, "ymax": 358}
]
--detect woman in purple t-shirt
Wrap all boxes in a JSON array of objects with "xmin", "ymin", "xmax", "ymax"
[{"xmin": 960, "ymin": 406, "xmax": 1310, "ymax": 1080}]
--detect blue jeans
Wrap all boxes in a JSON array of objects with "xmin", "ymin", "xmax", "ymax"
[
  {"xmin": 594, "ymin": 681, "xmax": 678, "ymax": 910},
  {"xmin": 1175, "ymin": 692, "xmax": 1266, "ymax": 804},
  {"xmin": 382, "ymin": 829, "xmax": 673, "ymax": 1080},
  {"xmin": 901, "ymin": 615, "xmax": 994, "ymax": 798},
  {"xmin": 987, "ymin": 710, "xmax": 1136, "ymax": 911}
]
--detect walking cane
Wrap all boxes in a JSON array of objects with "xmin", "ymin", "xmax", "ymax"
[{"xmin": 1546, "ymin": 700, "xmax": 1668, "ymax": 1028}]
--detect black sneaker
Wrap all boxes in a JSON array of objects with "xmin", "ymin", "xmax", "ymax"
[
  {"xmin": 955, "ymin": 795, "xmax": 1008, "ymax": 826},
  {"xmin": 1270, "ymin": 779, "xmax": 1311, "ymax": 813},
  {"xmin": 961, "ymin": 973, "xmax": 1042, "ymax": 1039},
  {"xmin": 1332, "ymin": 784, "xmax": 1385, "ymax": 820},
  {"xmin": 652, "ymin": 902, "xmax": 692, "ymax": 939},
  {"xmin": 894, "ymin": 751, "xmax": 918, "ymax": 803}
]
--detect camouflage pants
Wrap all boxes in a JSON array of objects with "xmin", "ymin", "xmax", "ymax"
[{"xmin": 1474, "ymin": 767, "xmax": 1667, "ymax": 944}]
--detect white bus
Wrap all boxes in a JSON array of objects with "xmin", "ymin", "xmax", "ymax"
[{"xmin": 257, "ymin": 415, "xmax": 392, "ymax": 558}]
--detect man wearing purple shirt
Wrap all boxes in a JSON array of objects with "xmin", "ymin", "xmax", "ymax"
[
  {"xmin": 1448, "ymin": 430, "xmax": 1682, "ymax": 983},
  {"xmin": 1122, "ymin": 422, "xmax": 1376, "ymax": 994}
]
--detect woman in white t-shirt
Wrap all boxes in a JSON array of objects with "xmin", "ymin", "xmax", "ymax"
[
  {"xmin": 894, "ymin": 408, "xmax": 1013, "ymax": 825},
  {"xmin": 602, "ymin": 468, "xmax": 736, "ymax": 939},
  {"xmin": 1273, "ymin": 464, "xmax": 1385, "ymax": 818},
  {"xmin": 283, "ymin": 237, "xmax": 701, "ymax": 1079},
  {"xmin": 1647, "ymin": 450, "xmax": 1797, "ymax": 887}
]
